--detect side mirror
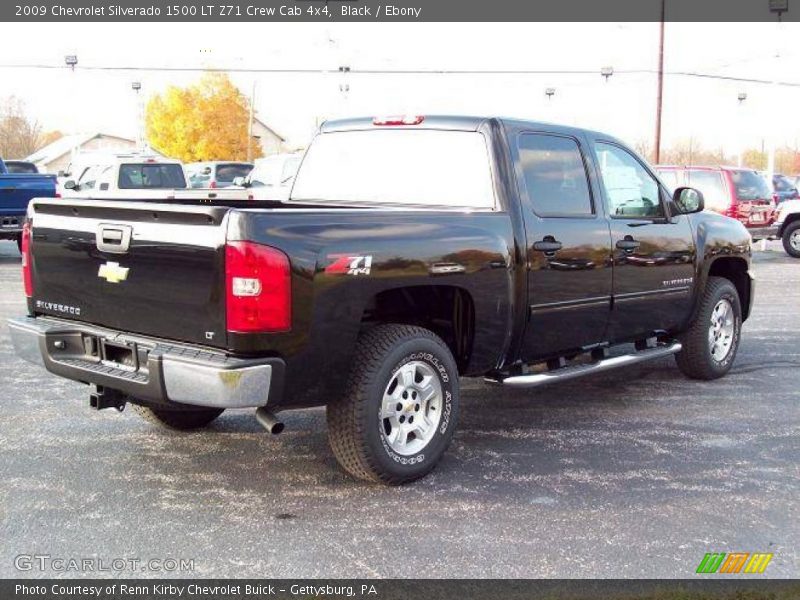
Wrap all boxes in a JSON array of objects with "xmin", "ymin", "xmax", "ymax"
[
  {"xmin": 673, "ymin": 186, "xmax": 704, "ymax": 214},
  {"xmin": 63, "ymin": 180, "xmax": 77, "ymax": 190},
  {"xmin": 232, "ymin": 176, "xmax": 248, "ymax": 187}
]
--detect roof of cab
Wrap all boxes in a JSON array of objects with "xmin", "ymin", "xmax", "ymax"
[{"xmin": 319, "ymin": 115, "xmax": 618, "ymax": 143}]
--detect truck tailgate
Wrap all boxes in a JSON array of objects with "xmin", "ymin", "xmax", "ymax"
[{"xmin": 28, "ymin": 199, "xmax": 230, "ymax": 348}]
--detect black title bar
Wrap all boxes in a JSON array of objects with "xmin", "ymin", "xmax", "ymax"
[{"xmin": 3, "ymin": 0, "xmax": 800, "ymax": 22}]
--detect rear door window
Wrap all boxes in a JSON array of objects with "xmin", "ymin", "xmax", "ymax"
[
  {"xmin": 517, "ymin": 133, "xmax": 594, "ymax": 217},
  {"xmin": 119, "ymin": 164, "xmax": 187, "ymax": 189},
  {"xmin": 687, "ymin": 170, "xmax": 728, "ymax": 212}
]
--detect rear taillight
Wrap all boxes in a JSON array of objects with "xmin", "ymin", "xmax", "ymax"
[
  {"xmin": 225, "ymin": 241, "xmax": 291, "ymax": 333},
  {"xmin": 21, "ymin": 221, "xmax": 33, "ymax": 297}
]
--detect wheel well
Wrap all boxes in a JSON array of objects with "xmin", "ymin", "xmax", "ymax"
[
  {"xmin": 361, "ymin": 286, "xmax": 475, "ymax": 372},
  {"xmin": 708, "ymin": 257, "xmax": 751, "ymax": 320},
  {"xmin": 781, "ymin": 212, "xmax": 800, "ymax": 234}
]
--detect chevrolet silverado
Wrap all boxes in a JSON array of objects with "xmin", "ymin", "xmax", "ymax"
[{"xmin": 9, "ymin": 116, "xmax": 754, "ymax": 484}]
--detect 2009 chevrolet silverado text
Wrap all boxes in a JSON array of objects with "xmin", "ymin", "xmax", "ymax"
[{"xmin": 9, "ymin": 116, "xmax": 754, "ymax": 484}]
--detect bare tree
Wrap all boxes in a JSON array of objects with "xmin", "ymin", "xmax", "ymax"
[{"xmin": 0, "ymin": 96, "xmax": 48, "ymax": 159}]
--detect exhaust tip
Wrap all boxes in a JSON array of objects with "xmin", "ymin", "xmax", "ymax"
[{"xmin": 255, "ymin": 407, "xmax": 284, "ymax": 435}]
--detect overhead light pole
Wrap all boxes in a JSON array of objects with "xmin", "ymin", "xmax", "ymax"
[
  {"xmin": 545, "ymin": 87, "xmax": 555, "ymax": 100},
  {"xmin": 131, "ymin": 81, "xmax": 144, "ymax": 152}
]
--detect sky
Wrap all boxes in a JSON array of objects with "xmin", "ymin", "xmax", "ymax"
[{"xmin": 1, "ymin": 22, "xmax": 799, "ymax": 154}]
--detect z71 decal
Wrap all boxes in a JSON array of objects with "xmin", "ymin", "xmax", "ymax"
[{"xmin": 325, "ymin": 254, "xmax": 373, "ymax": 276}]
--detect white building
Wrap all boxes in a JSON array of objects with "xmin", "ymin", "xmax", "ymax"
[
  {"xmin": 26, "ymin": 133, "xmax": 139, "ymax": 174},
  {"xmin": 252, "ymin": 118, "xmax": 288, "ymax": 156}
]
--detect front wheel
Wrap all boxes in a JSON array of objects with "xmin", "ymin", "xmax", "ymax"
[
  {"xmin": 675, "ymin": 276, "xmax": 742, "ymax": 380},
  {"xmin": 327, "ymin": 324, "xmax": 460, "ymax": 485},
  {"xmin": 782, "ymin": 221, "xmax": 800, "ymax": 258}
]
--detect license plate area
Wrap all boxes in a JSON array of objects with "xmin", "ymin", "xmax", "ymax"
[{"xmin": 101, "ymin": 340, "xmax": 138, "ymax": 371}]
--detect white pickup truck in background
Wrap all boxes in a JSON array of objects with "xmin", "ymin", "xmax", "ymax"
[{"xmin": 62, "ymin": 156, "xmax": 253, "ymax": 201}]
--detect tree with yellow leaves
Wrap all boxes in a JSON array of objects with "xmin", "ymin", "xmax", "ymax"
[{"xmin": 145, "ymin": 73, "xmax": 262, "ymax": 163}]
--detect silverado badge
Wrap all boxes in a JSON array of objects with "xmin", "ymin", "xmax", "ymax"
[{"xmin": 98, "ymin": 261, "xmax": 129, "ymax": 284}]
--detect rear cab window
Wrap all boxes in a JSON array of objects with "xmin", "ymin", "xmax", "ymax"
[
  {"xmin": 119, "ymin": 163, "xmax": 187, "ymax": 189},
  {"xmin": 291, "ymin": 129, "xmax": 496, "ymax": 209}
]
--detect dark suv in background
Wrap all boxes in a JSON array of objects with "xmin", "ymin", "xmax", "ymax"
[
  {"xmin": 773, "ymin": 173, "xmax": 799, "ymax": 203},
  {"xmin": 655, "ymin": 165, "xmax": 776, "ymax": 240}
]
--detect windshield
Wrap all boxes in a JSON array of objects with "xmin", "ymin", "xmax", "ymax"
[
  {"xmin": 730, "ymin": 170, "xmax": 771, "ymax": 201},
  {"xmin": 291, "ymin": 129, "xmax": 495, "ymax": 208},
  {"xmin": 119, "ymin": 164, "xmax": 187, "ymax": 189}
]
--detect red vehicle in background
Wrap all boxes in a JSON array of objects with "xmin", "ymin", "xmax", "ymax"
[{"xmin": 655, "ymin": 165, "xmax": 777, "ymax": 241}]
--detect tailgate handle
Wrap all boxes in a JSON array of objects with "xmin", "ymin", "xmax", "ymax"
[{"xmin": 96, "ymin": 224, "xmax": 132, "ymax": 254}]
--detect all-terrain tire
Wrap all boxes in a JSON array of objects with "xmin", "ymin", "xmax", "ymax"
[
  {"xmin": 781, "ymin": 220, "xmax": 800, "ymax": 258},
  {"xmin": 131, "ymin": 403, "xmax": 224, "ymax": 430},
  {"xmin": 327, "ymin": 324, "xmax": 460, "ymax": 485},
  {"xmin": 675, "ymin": 276, "xmax": 741, "ymax": 380}
]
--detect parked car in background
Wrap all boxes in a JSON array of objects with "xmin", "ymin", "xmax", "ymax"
[
  {"xmin": 62, "ymin": 156, "xmax": 252, "ymax": 201},
  {"xmin": 4, "ymin": 160, "xmax": 39, "ymax": 174},
  {"xmin": 655, "ymin": 165, "xmax": 776, "ymax": 240},
  {"xmin": 772, "ymin": 173, "xmax": 799, "ymax": 203},
  {"xmin": 774, "ymin": 199, "xmax": 800, "ymax": 258},
  {"xmin": 0, "ymin": 157, "xmax": 57, "ymax": 251},
  {"xmin": 232, "ymin": 153, "xmax": 302, "ymax": 201},
  {"xmin": 185, "ymin": 161, "xmax": 253, "ymax": 189}
]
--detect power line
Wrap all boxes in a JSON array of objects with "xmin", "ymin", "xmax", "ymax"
[{"xmin": 1, "ymin": 62, "xmax": 799, "ymax": 87}]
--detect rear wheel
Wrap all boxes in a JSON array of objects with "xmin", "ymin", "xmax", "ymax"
[
  {"xmin": 327, "ymin": 324, "xmax": 460, "ymax": 484},
  {"xmin": 782, "ymin": 221, "xmax": 800, "ymax": 258},
  {"xmin": 131, "ymin": 403, "xmax": 224, "ymax": 430},
  {"xmin": 675, "ymin": 276, "xmax": 741, "ymax": 380}
]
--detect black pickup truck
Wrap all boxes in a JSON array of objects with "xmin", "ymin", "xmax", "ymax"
[{"xmin": 9, "ymin": 116, "xmax": 753, "ymax": 484}]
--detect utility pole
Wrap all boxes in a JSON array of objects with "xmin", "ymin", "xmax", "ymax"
[
  {"xmin": 247, "ymin": 81, "xmax": 256, "ymax": 162},
  {"xmin": 654, "ymin": 0, "xmax": 665, "ymax": 164},
  {"xmin": 767, "ymin": 0, "xmax": 787, "ymax": 183},
  {"xmin": 737, "ymin": 92, "xmax": 747, "ymax": 167}
]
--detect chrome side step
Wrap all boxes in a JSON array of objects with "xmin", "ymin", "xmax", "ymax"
[{"xmin": 488, "ymin": 342, "xmax": 682, "ymax": 388}]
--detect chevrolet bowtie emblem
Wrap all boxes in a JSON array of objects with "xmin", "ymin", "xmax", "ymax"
[{"xmin": 98, "ymin": 261, "xmax": 129, "ymax": 283}]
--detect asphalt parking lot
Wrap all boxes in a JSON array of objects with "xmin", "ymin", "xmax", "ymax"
[{"xmin": 0, "ymin": 240, "xmax": 797, "ymax": 579}]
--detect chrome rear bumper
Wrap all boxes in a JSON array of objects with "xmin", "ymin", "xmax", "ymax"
[{"xmin": 8, "ymin": 316, "xmax": 284, "ymax": 409}]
